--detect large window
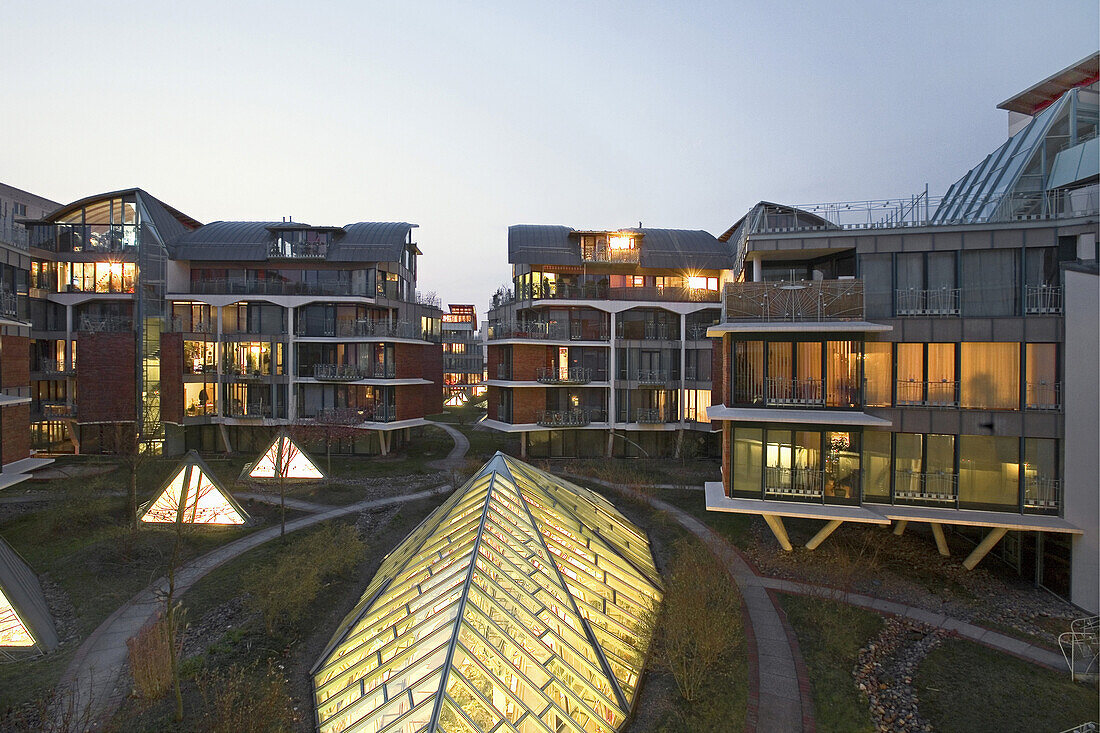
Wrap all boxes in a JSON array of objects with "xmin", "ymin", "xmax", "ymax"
[
  {"xmin": 731, "ymin": 427, "xmax": 763, "ymax": 496},
  {"xmin": 959, "ymin": 436, "xmax": 1019, "ymax": 509},
  {"xmin": 183, "ymin": 382, "xmax": 217, "ymax": 416},
  {"xmin": 862, "ymin": 431, "xmax": 892, "ymax": 502},
  {"xmin": 731, "ymin": 338, "xmax": 862, "ymax": 408},
  {"xmin": 183, "ymin": 340, "xmax": 217, "ymax": 374},
  {"xmin": 864, "ymin": 341, "xmax": 892, "ymax": 407},
  {"xmin": 961, "ymin": 249, "xmax": 1018, "ymax": 316},
  {"xmin": 1025, "ymin": 343, "xmax": 1059, "ymax": 409},
  {"xmin": 960, "ymin": 342, "xmax": 1019, "ymax": 409},
  {"xmin": 683, "ymin": 389, "xmax": 711, "ymax": 423}
]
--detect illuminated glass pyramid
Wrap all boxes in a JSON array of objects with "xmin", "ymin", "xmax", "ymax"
[
  {"xmin": 245, "ymin": 432, "xmax": 325, "ymax": 481},
  {"xmin": 0, "ymin": 536, "xmax": 59, "ymax": 653},
  {"xmin": 311, "ymin": 453, "xmax": 662, "ymax": 733},
  {"xmin": 141, "ymin": 451, "xmax": 250, "ymax": 526}
]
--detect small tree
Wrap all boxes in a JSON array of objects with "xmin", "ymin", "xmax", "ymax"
[
  {"xmin": 647, "ymin": 540, "xmax": 744, "ymax": 701},
  {"xmin": 112, "ymin": 421, "xmax": 158, "ymax": 532}
]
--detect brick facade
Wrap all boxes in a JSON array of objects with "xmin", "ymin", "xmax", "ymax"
[
  {"xmin": 394, "ymin": 342, "xmax": 423, "ymax": 380},
  {"xmin": 511, "ymin": 344, "xmax": 550, "ymax": 381},
  {"xmin": 420, "ymin": 342, "xmax": 444, "ymax": 417},
  {"xmin": 1, "ymin": 403, "xmax": 30, "ymax": 465},
  {"xmin": 160, "ymin": 333, "xmax": 183, "ymax": 424},
  {"xmin": 711, "ymin": 335, "xmax": 727, "ymax": 406},
  {"xmin": 512, "ymin": 386, "xmax": 545, "ymax": 424},
  {"xmin": 1, "ymin": 335, "xmax": 29, "ymax": 390},
  {"xmin": 75, "ymin": 332, "xmax": 136, "ymax": 422}
]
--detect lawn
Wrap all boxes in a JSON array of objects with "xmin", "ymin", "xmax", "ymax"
[
  {"xmin": 777, "ymin": 594, "xmax": 884, "ymax": 733},
  {"xmin": 916, "ymin": 639, "xmax": 1099, "ymax": 733}
]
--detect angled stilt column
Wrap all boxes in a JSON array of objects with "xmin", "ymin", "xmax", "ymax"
[
  {"xmin": 219, "ymin": 424, "xmax": 233, "ymax": 454},
  {"xmin": 520, "ymin": 432, "xmax": 527, "ymax": 459},
  {"xmin": 931, "ymin": 522, "xmax": 951, "ymax": 556},
  {"xmin": 762, "ymin": 514, "xmax": 793, "ymax": 551},
  {"xmin": 606, "ymin": 430, "xmax": 615, "ymax": 458},
  {"xmin": 379, "ymin": 430, "xmax": 389, "ymax": 456},
  {"xmin": 805, "ymin": 519, "xmax": 843, "ymax": 550},
  {"xmin": 893, "ymin": 520, "xmax": 908, "ymax": 536},
  {"xmin": 962, "ymin": 526, "xmax": 1008, "ymax": 570}
]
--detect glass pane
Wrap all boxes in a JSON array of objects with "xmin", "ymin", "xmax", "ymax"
[
  {"xmin": 960, "ymin": 343, "xmax": 1020, "ymax": 409},
  {"xmin": 826, "ymin": 340, "xmax": 861, "ymax": 408},
  {"xmin": 896, "ymin": 343, "xmax": 924, "ymax": 404},
  {"xmin": 961, "ymin": 250, "xmax": 1018, "ymax": 316},
  {"xmin": 733, "ymin": 341, "xmax": 764, "ymax": 404},
  {"xmin": 959, "ymin": 435, "xmax": 1019, "ymax": 509},
  {"xmin": 1025, "ymin": 343, "xmax": 1058, "ymax": 409},
  {"xmin": 732, "ymin": 428, "xmax": 763, "ymax": 496},
  {"xmin": 863, "ymin": 342, "xmax": 892, "ymax": 407},
  {"xmin": 824, "ymin": 432, "xmax": 860, "ymax": 502},
  {"xmin": 862, "ymin": 431, "xmax": 891, "ymax": 502}
]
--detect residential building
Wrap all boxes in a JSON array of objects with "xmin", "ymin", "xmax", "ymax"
[
  {"xmin": 484, "ymin": 226, "xmax": 729, "ymax": 458},
  {"xmin": 22, "ymin": 189, "xmax": 443, "ymax": 457},
  {"xmin": 0, "ymin": 183, "xmax": 59, "ymax": 487},
  {"xmin": 441, "ymin": 303, "xmax": 485, "ymax": 406},
  {"xmin": 706, "ymin": 53, "xmax": 1099, "ymax": 612}
]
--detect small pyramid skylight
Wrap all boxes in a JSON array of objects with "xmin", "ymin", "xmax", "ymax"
[
  {"xmin": 246, "ymin": 432, "xmax": 325, "ymax": 481},
  {"xmin": 141, "ymin": 451, "xmax": 250, "ymax": 526}
]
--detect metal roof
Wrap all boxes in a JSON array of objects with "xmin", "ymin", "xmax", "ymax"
[
  {"xmin": 169, "ymin": 220, "xmax": 417, "ymax": 263},
  {"xmin": 508, "ymin": 224, "xmax": 730, "ymax": 270},
  {"xmin": 998, "ymin": 52, "xmax": 1100, "ymax": 116},
  {"xmin": 0, "ymin": 536, "xmax": 59, "ymax": 652}
]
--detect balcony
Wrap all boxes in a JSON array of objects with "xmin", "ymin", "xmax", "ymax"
[
  {"xmin": 268, "ymin": 242, "xmax": 328, "ymax": 259},
  {"xmin": 765, "ymin": 377, "xmax": 824, "ymax": 406},
  {"xmin": 1025, "ymin": 381, "xmax": 1062, "ymax": 411},
  {"xmin": 894, "ymin": 471, "xmax": 958, "ymax": 503},
  {"xmin": 225, "ymin": 403, "xmax": 273, "ymax": 419},
  {"xmin": 616, "ymin": 323, "xmax": 678, "ymax": 340},
  {"xmin": 895, "ymin": 288, "xmax": 960, "ymax": 316},
  {"xmin": 187, "ymin": 278, "xmax": 372, "ymax": 298},
  {"xmin": 1024, "ymin": 477, "xmax": 1061, "ymax": 511},
  {"xmin": 78, "ymin": 315, "xmax": 132, "ymax": 332},
  {"xmin": 764, "ymin": 467, "xmax": 824, "ymax": 500},
  {"xmin": 536, "ymin": 366, "xmax": 593, "ymax": 385},
  {"xmin": 895, "ymin": 380, "xmax": 959, "ymax": 407},
  {"xmin": 1025, "ymin": 285, "xmax": 1063, "ymax": 314},
  {"xmin": 314, "ymin": 405, "xmax": 395, "ymax": 424},
  {"xmin": 495, "ymin": 283, "xmax": 720, "ymax": 306},
  {"xmin": 536, "ymin": 409, "xmax": 592, "ymax": 427},
  {"xmin": 298, "ymin": 320, "xmax": 430, "ymax": 340},
  {"xmin": 1, "ymin": 291, "xmax": 18, "ymax": 319},
  {"xmin": 40, "ymin": 401, "xmax": 76, "ymax": 418},
  {"xmin": 311, "ymin": 363, "xmax": 396, "ymax": 381},
  {"xmin": 224, "ymin": 368, "xmax": 268, "ymax": 381},
  {"xmin": 35, "ymin": 359, "xmax": 72, "ymax": 376},
  {"xmin": 634, "ymin": 408, "xmax": 668, "ymax": 424},
  {"xmin": 489, "ymin": 321, "xmax": 610, "ymax": 342},
  {"xmin": 167, "ymin": 316, "xmax": 215, "ymax": 334},
  {"xmin": 633, "ymin": 369, "xmax": 670, "ymax": 387},
  {"xmin": 580, "ymin": 247, "xmax": 639, "ymax": 264},
  {"xmin": 725, "ymin": 280, "xmax": 865, "ymax": 322}
]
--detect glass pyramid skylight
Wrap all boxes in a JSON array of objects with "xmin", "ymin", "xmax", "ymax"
[
  {"xmin": 141, "ymin": 451, "xmax": 250, "ymax": 525},
  {"xmin": 246, "ymin": 432, "xmax": 325, "ymax": 481},
  {"xmin": 311, "ymin": 453, "xmax": 662, "ymax": 733}
]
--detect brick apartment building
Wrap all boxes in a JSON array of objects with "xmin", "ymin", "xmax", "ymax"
[
  {"xmin": 442, "ymin": 303, "xmax": 485, "ymax": 406},
  {"xmin": 20, "ymin": 189, "xmax": 443, "ymax": 457}
]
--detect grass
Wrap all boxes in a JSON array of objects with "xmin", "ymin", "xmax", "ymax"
[
  {"xmin": 656, "ymin": 488, "xmax": 755, "ymax": 547},
  {"xmin": 916, "ymin": 639, "xmax": 1099, "ymax": 733},
  {"xmin": 778, "ymin": 594, "xmax": 884, "ymax": 733}
]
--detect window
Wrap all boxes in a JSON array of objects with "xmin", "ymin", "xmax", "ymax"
[
  {"xmin": 959, "ymin": 436, "xmax": 1018, "ymax": 509},
  {"xmin": 960, "ymin": 342, "xmax": 1019, "ymax": 409},
  {"xmin": 683, "ymin": 389, "xmax": 711, "ymax": 423},
  {"xmin": 862, "ymin": 431, "xmax": 892, "ymax": 502},
  {"xmin": 961, "ymin": 249, "xmax": 1018, "ymax": 316},
  {"xmin": 184, "ymin": 382, "xmax": 217, "ymax": 416},
  {"xmin": 732, "ymin": 428, "xmax": 763, "ymax": 496},
  {"xmin": 863, "ymin": 342, "xmax": 892, "ymax": 407},
  {"xmin": 1025, "ymin": 343, "xmax": 1058, "ymax": 409}
]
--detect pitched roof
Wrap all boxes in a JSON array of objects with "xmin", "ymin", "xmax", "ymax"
[
  {"xmin": 311, "ymin": 453, "xmax": 661, "ymax": 733},
  {"xmin": 0, "ymin": 536, "xmax": 59, "ymax": 652},
  {"xmin": 169, "ymin": 220, "xmax": 417, "ymax": 263},
  {"xmin": 508, "ymin": 224, "xmax": 730, "ymax": 270}
]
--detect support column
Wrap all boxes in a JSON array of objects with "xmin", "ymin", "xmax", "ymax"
[
  {"xmin": 219, "ymin": 423, "xmax": 233, "ymax": 454},
  {"xmin": 962, "ymin": 526, "xmax": 1008, "ymax": 570},
  {"xmin": 606, "ymin": 429, "xmax": 615, "ymax": 458},
  {"xmin": 379, "ymin": 430, "xmax": 389, "ymax": 456},
  {"xmin": 931, "ymin": 522, "xmax": 951, "ymax": 556},
  {"xmin": 893, "ymin": 520, "xmax": 908, "ymax": 536},
  {"xmin": 520, "ymin": 431, "xmax": 527, "ymax": 459},
  {"xmin": 607, "ymin": 310, "xmax": 616, "ymax": 439},
  {"xmin": 805, "ymin": 519, "xmax": 843, "ymax": 551},
  {"xmin": 286, "ymin": 305, "xmax": 296, "ymax": 422},
  {"xmin": 215, "ymin": 305, "xmax": 225, "ymax": 418},
  {"xmin": 762, "ymin": 514, "xmax": 793, "ymax": 551}
]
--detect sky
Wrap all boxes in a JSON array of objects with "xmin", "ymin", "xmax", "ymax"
[{"xmin": 4, "ymin": 1, "xmax": 1097, "ymax": 308}]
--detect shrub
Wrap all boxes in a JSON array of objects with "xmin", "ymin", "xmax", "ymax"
[
  {"xmin": 127, "ymin": 606, "xmax": 185, "ymax": 700},
  {"xmin": 649, "ymin": 540, "xmax": 744, "ymax": 701},
  {"xmin": 196, "ymin": 660, "xmax": 298, "ymax": 733}
]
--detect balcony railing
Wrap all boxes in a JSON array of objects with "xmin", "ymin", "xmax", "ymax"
[
  {"xmin": 765, "ymin": 377, "xmax": 824, "ymax": 406},
  {"xmin": 314, "ymin": 405, "xmax": 395, "ymax": 424},
  {"xmin": 40, "ymin": 401, "xmax": 76, "ymax": 418},
  {"xmin": 536, "ymin": 366, "xmax": 593, "ymax": 384},
  {"xmin": 493, "ymin": 363, "xmax": 511, "ymax": 380},
  {"xmin": 725, "ymin": 280, "xmax": 865, "ymax": 322},
  {"xmin": 616, "ymin": 323, "xmax": 679, "ymax": 340},
  {"xmin": 442, "ymin": 356, "xmax": 484, "ymax": 372},
  {"xmin": 1, "ymin": 291, "xmax": 18, "ymax": 319},
  {"xmin": 686, "ymin": 324, "xmax": 718, "ymax": 340},
  {"xmin": 580, "ymin": 247, "xmax": 639, "ymax": 264},
  {"xmin": 634, "ymin": 408, "xmax": 668, "ymax": 424},
  {"xmin": 496, "ymin": 282, "xmax": 720, "ymax": 306},
  {"xmin": 895, "ymin": 288, "xmax": 960, "ymax": 316},
  {"xmin": 225, "ymin": 403, "xmax": 273, "ymax": 418},
  {"xmin": 186, "ymin": 278, "xmax": 374, "ymax": 297},
  {"xmin": 224, "ymin": 368, "xmax": 267, "ymax": 381},
  {"xmin": 35, "ymin": 359, "xmax": 72, "ymax": 376},
  {"xmin": 633, "ymin": 369, "xmax": 670, "ymax": 386},
  {"xmin": 1024, "ymin": 477, "xmax": 1061, "ymax": 511},
  {"xmin": 896, "ymin": 380, "xmax": 959, "ymax": 407},
  {"xmin": 489, "ymin": 321, "xmax": 610, "ymax": 342},
  {"xmin": 894, "ymin": 471, "xmax": 958, "ymax": 503},
  {"xmin": 536, "ymin": 409, "xmax": 592, "ymax": 427},
  {"xmin": 1025, "ymin": 381, "xmax": 1062, "ymax": 411},
  {"xmin": 311, "ymin": 363, "xmax": 396, "ymax": 381},
  {"xmin": 1025, "ymin": 285, "xmax": 1063, "ymax": 314},
  {"xmin": 167, "ymin": 316, "xmax": 216, "ymax": 334},
  {"xmin": 298, "ymin": 320, "xmax": 431, "ymax": 340},
  {"xmin": 78, "ymin": 315, "xmax": 132, "ymax": 332},
  {"xmin": 764, "ymin": 467, "xmax": 824, "ymax": 500},
  {"xmin": 268, "ymin": 242, "xmax": 327, "ymax": 259}
]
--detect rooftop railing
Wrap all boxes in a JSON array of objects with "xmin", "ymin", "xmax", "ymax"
[
  {"xmin": 580, "ymin": 247, "xmax": 640, "ymax": 264},
  {"xmin": 724, "ymin": 280, "xmax": 865, "ymax": 322},
  {"xmin": 536, "ymin": 409, "xmax": 593, "ymax": 427},
  {"xmin": 1025, "ymin": 284, "xmax": 1064, "ymax": 314},
  {"xmin": 268, "ymin": 242, "xmax": 328, "ymax": 259},
  {"xmin": 895, "ymin": 288, "xmax": 961, "ymax": 316},
  {"xmin": 536, "ymin": 366, "xmax": 593, "ymax": 384}
]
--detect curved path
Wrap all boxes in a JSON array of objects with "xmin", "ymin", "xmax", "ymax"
[
  {"xmin": 425, "ymin": 420, "xmax": 471, "ymax": 471},
  {"xmin": 60, "ymin": 424, "xmax": 469, "ymax": 729}
]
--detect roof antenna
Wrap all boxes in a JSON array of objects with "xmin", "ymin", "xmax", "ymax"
[{"xmin": 638, "ymin": 221, "xmax": 643, "ymax": 228}]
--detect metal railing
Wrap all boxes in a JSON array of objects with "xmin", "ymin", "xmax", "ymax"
[
  {"xmin": 39, "ymin": 401, "xmax": 76, "ymax": 418},
  {"xmin": 764, "ymin": 467, "xmax": 824, "ymax": 499},
  {"xmin": 313, "ymin": 405, "xmax": 395, "ymax": 424},
  {"xmin": 580, "ymin": 247, "xmax": 640, "ymax": 264},
  {"xmin": 1026, "ymin": 381, "xmax": 1062, "ymax": 411},
  {"xmin": 1025, "ymin": 285, "xmax": 1064, "ymax": 314},
  {"xmin": 442, "ymin": 356, "xmax": 484, "ymax": 372},
  {"xmin": 896, "ymin": 380, "xmax": 959, "ymax": 407},
  {"xmin": 167, "ymin": 316, "xmax": 216, "ymax": 333},
  {"xmin": 35, "ymin": 359, "xmax": 71, "ymax": 375},
  {"xmin": 765, "ymin": 377, "xmax": 824, "ymax": 406},
  {"xmin": 1, "ymin": 291, "xmax": 18, "ymax": 319},
  {"xmin": 633, "ymin": 369, "xmax": 670, "ymax": 386},
  {"xmin": 268, "ymin": 242, "xmax": 328, "ymax": 259},
  {"xmin": 536, "ymin": 409, "xmax": 592, "ymax": 427},
  {"xmin": 225, "ymin": 403, "xmax": 273, "ymax": 418},
  {"xmin": 724, "ymin": 280, "xmax": 865, "ymax": 322},
  {"xmin": 223, "ymin": 367, "xmax": 267, "ymax": 380},
  {"xmin": 895, "ymin": 288, "xmax": 960, "ymax": 316},
  {"xmin": 489, "ymin": 321, "xmax": 610, "ymax": 342},
  {"xmin": 634, "ymin": 408, "xmax": 668, "ymax": 424},
  {"xmin": 1024, "ymin": 477, "xmax": 1062, "ymax": 511},
  {"xmin": 536, "ymin": 366, "xmax": 593, "ymax": 384},
  {"xmin": 297, "ymin": 319, "xmax": 430, "ymax": 340},
  {"xmin": 311, "ymin": 363, "xmax": 396, "ymax": 380},
  {"xmin": 186, "ymin": 278, "xmax": 374, "ymax": 297},
  {"xmin": 78, "ymin": 315, "xmax": 132, "ymax": 332},
  {"xmin": 616, "ymin": 322, "xmax": 679, "ymax": 340},
  {"xmin": 496, "ymin": 282, "xmax": 720, "ymax": 305},
  {"xmin": 894, "ymin": 471, "xmax": 958, "ymax": 503},
  {"xmin": 687, "ymin": 324, "xmax": 717, "ymax": 340},
  {"xmin": 1058, "ymin": 616, "xmax": 1099, "ymax": 683}
]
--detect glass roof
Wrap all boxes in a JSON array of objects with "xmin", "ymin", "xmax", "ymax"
[
  {"xmin": 246, "ymin": 433, "xmax": 325, "ymax": 480},
  {"xmin": 312, "ymin": 453, "xmax": 662, "ymax": 733}
]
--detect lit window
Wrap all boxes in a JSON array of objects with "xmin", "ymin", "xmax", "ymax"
[{"xmin": 607, "ymin": 234, "xmax": 634, "ymax": 250}]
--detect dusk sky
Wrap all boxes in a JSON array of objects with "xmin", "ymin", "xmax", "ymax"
[{"xmin": 5, "ymin": 1, "xmax": 1097, "ymax": 309}]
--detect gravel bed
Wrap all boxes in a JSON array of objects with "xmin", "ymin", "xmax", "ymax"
[{"xmin": 854, "ymin": 618, "xmax": 947, "ymax": 732}]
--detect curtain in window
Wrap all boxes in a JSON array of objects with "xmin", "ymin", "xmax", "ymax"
[
  {"xmin": 732, "ymin": 428, "xmax": 763, "ymax": 496},
  {"xmin": 733, "ymin": 341, "xmax": 764, "ymax": 404},
  {"xmin": 1025, "ymin": 343, "xmax": 1058, "ymax": 408},
  {"xmin": 826, "ymin": 340, "xmax": 860, "ymax": 407},
  {"xmin": 962, "ymin": 249, "xmax": 1018, "ymax": 316},
  {"xmin": 959, "ymin": 435, "xmax": 1019, "ymax": 508},
  {"xmin": 961, "ymin": 342, "xmax": 1020, "ymax": 409},
  {"xmin": 864, "ymin": 342, "xmax": 892, "ymax": 407},
  {"xmin": 927, "ymin": 343, "xmax": 956, "ymax": 405},
  {"xmin": 927, "ymin": 252, "xmax": 956, "ymax": 290},
  {"xmin": 862, "ymin": 431, "xmax": 891, "ymax": 502}
]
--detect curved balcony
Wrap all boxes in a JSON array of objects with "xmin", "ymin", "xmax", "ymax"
[
  {"xmin": 536, "ymin": 366, "xmax": 593, "ymax": 385},
  {"xmin": 536, "ymin": 409, "xmax": 592, "ymax": 427}
]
